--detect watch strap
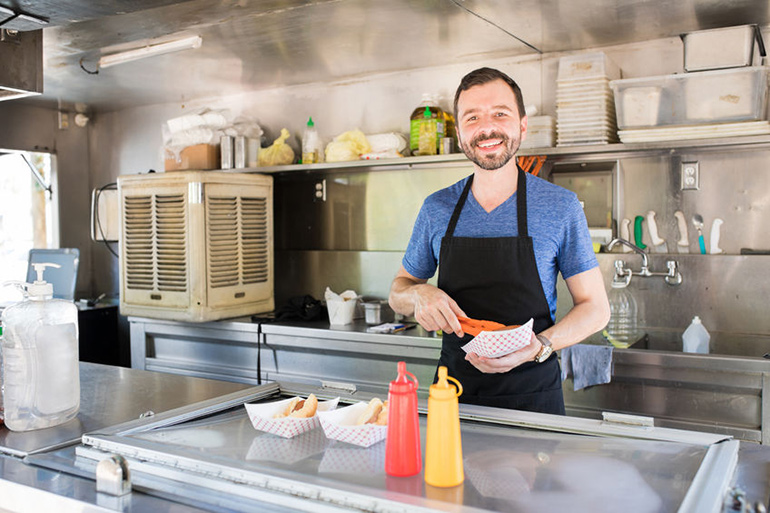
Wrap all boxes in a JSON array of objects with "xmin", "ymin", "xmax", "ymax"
[{"xmin": 534, "ymin": 334, "xmax": 553, "ymax": 363}]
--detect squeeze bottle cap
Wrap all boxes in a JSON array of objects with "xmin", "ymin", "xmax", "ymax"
[
  {"xmin": 307, "ymin": 117, "xmax": 314, "ymax": 127},
  {"xmin": 429, "ymin": 366, "xmax": 463, "ymax": 400},
  {"xmin": 390, "ymin": 361, "xmax": 418, "ymax": 394},
  {"xmin": 27, "ymin": 262, "xmax": 60, "ymax": 297},
  {"xmin": 423, "ymin": 106, "xmax": 432, "ymax": 119}
]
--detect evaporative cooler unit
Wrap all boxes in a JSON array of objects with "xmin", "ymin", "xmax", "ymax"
[{"xmin": 118, "ymin": 171, "xmax": 273, "ymax": 322}]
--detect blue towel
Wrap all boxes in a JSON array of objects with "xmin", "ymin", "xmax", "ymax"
[{"xmin": 560, "ymin": 344, "xmax": 613, "ymax": 391}]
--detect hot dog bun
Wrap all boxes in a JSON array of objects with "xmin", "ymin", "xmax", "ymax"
[
  {"xmin": 289, "ymin": 393, "xmax": 318, "ymax": 418},
  {"xmin": 274, "ymin": 397, "xmax": 301, "ymax": 418},
  {"xmin": 356, "ymin": 398, "xmax": 384, "ymax": 425},
  {"xmin": 375, "ymin": 402, "xmax": 388, "ymax": 426},
  {"xmin": 273, "ymin": 394, "xmax": 318, "ymax": 418}
]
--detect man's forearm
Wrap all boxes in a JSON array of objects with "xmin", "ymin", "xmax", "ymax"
[
  {"xmin": 388, "ymin": 276, "xmax": 421, "ymax": 316},
  {"xmin": 539, "ymin": 299, "xmax": 610, "ymax": 351}
]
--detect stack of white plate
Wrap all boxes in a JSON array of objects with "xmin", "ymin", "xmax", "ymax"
[
  {"xmin": 556, "ymin": 53, "xmax": 621, "ymax": 146},
  {"xmin": 521, "ymin": 116, "xmax": 555, "ymax": 149},
  {"xmin": 617, "ymin": 120, "xmax": 770, "ymax": 143}
]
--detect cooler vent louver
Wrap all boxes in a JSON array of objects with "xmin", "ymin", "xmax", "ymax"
[
  {"xmin": 123, "ymin": 194, "xmax": 187, "ymax": 292},
  {"xmin": 206, "ymin": 196, "xmax": 269, "ymax": 288},
  {"xmin": 119, "ymin": 172, "xmax": 273, "ymax": 322}
]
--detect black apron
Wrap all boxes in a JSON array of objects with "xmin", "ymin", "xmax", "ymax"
[{"xmin": 436, "ymin": 167, "xmax": 565, "ymax": 415}]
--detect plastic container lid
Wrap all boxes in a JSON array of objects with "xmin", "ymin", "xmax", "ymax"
[{"xmin": 307, "ymin": 117, "xmax": 315, "ymax": 127}]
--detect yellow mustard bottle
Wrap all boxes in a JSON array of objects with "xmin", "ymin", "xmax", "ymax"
[{"xmin": 424, "ymin": 366, "xmax": 464, "ymax": 488}]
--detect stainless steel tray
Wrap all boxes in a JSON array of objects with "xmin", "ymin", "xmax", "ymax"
[{"xmin": 78, "ymin": 382, "xmax": 739, "ymax": 513}]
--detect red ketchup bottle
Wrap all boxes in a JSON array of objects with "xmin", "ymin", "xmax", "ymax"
[{"xmin": 385, "ymin": 361, "xmax": 422, "ymax": 477}]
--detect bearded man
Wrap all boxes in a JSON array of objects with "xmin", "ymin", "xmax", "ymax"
[{"xmin": 389, "ymin": 67, "xmax": 610, "ymax": 414}]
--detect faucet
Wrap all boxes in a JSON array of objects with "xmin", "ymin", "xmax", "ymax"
[
  {"xmin": 607, "ymin": 238, "xmax": 649, "ymax": 275},
  {"xmin": 606, "ymin": 238, "xmax": 682, "ymax": 286}
]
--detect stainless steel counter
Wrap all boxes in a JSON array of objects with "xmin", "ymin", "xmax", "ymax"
[
  {"xmin": 0, "ymin": 362, "xmax": 253, "ymax": 458},
  {"xmin": 0, "ymin": 364, "xmax": 768, "ymax": 512},
  {"xmin": 130, "ymin": 315, "xmax": 770, "ymax": 444}
]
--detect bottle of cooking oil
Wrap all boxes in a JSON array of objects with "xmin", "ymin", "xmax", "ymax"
[{"xmin": 410, "ymin": 94, "xmax": 445, "ymax": 155}]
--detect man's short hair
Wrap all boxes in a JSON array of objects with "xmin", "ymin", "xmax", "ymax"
[{"xmin": 453, "ymin": 67, "xmax": 526, "ymax": 120}]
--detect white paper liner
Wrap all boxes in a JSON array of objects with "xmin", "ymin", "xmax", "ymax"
[
  {"xmin": 245, "ymin": 396, "xmax": 340, "ymax": 438},
  {"xmin": 461, "ymin": 318, "xmax": 534, "ymax": 358},
  {"xmin": 318, "ymin": 402, "xmax": 388, "ymax": 448}
]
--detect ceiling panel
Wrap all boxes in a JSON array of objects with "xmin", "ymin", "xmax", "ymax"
[
  {"xmin": 10, "ymin": 0, "xmax": 770, "ymax": 112},
  {"xmin": 40, "ymin": 0, "xmax": 535, "ymax": 111}
]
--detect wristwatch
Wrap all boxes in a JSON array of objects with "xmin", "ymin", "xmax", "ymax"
[{"xmin": 534, "ymin": 334, "xmax": 553, "ymax": 363}]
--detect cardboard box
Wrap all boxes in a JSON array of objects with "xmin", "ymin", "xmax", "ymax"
[{"xmin": 164, "ymin": 144, "xmax": 220, "ymax": 171}]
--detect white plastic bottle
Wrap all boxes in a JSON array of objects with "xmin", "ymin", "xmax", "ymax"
[
  {"xmin": 606, "ymin": 283, "xmax": 641, "ymax": 344},
  {"xmin": 301, "ymin": 117, "xmax": 322, "ymax": 164},
  {"xmin": 682, "ymin": 316, "xmax": 710, "ymax": 354},
  {"xmin": 1, "ymin": 263, "xmax": 80, "ymax": 431}
]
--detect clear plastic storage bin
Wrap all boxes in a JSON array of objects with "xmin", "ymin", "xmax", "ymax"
[
  {"xmin": 611, "ymin": 67, "xmax": 769, "ymax": 129},
  {"xmin": 557, "ymin": 52, "xmax": 621, "ymax": 82},
  {"xmin": 683, "ymin": 25, "xmax": 761, "ymax": 72}
]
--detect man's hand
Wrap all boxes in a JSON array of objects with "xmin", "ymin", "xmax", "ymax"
[
  {"xmin": 389, "ymin": 266, "xmax": 466, "ymax": 336},
  {"xmin": 412, "ymin": 283, "xmax": 466, "ymax": 336},
  {"xmin": 465, "ymin": 332, "xmax": 541, "ymax": 373}
]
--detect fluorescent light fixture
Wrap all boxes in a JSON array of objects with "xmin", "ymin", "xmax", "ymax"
[{"xmin": 98, "ymin": 35, "xmax": 202, "ymax": 69}]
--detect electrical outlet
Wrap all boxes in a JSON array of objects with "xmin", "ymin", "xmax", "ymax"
[
  {"xmin": 681, "ymin": 161, "xmax": 699, "ymax": 190},
  {"xmin": 314, "ymin": 179, "xmax": 326, "ymax": 202},
  {"xmin": 58, "ymin": 111, "xmax": 69, "ymax": 130}
]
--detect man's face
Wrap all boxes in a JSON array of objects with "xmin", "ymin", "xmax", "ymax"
[{"xmin": 456, "ymin": 79, "xmax": 527, "ymax": 171}]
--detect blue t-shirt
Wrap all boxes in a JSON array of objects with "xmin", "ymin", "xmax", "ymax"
[{"xmin": 402, "ymin": 173, "xmax": 597, "ymax": 321}]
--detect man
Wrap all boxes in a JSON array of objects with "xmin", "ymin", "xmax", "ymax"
[{"xmin": 389, "ymin": 67, "xmax": 610, "ymax": 414}]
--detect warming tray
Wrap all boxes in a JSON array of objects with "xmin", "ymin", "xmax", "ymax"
[{"xmin": 77, "ymin": 381, "xmax": 738, "ymax": 513}]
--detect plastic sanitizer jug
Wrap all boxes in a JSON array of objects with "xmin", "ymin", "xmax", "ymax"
[
  {"xmin": 1, "ymin": 263, "xmax": 80, "ymax": 431},
  {"xmin": 682, "ymin": 316, "xmax": 710, "ymax": 354}
]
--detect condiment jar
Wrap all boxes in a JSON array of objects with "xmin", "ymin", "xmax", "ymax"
[
  {"xmin": 385, "ymin": 361, "xmax": 421, "ymax": 477},
  {"xmin": 424, "ymin": 366, "xmax": 463, "ymax": 487}
]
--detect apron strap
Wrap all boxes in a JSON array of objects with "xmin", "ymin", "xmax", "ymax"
[
  {"xmin": 445, "ymin": 167, "xmax": 529, "ymax": 238},
  {"xmin": 516, "ymin": 166, "xmax": 528, "ymax": 237},
  {"xmin": 445, "ymin": 175, "xmax": 474, "ymax": 238}
]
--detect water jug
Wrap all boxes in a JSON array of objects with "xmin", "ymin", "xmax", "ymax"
[
  {"xmin": 385, "ymin": 361, "xmax": 421, "ymax": 477},
  {"xmin": 606, "ymin": 282, "xmax": 641, "ymax": 344},
  {"xmin": 424, "ymin": 366, "xmax": 464, "ymax": 487},
  {"xmin": 1, "ymin": 263, "xmax": 80, "ymax": 432}
]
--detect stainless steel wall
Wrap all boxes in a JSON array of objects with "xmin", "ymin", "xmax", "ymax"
[{"xmin": 273, "ymin": 147, "xmax": 770, "ymax": 341}]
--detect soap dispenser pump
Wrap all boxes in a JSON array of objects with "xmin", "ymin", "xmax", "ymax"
[{"xmin": 1, "ymin": 262, "xmax": 80, "ymax": 432}]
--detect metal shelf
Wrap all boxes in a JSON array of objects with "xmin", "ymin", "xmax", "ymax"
[{"xmin": 220, "ymin": 134, "xmax": 770, "ymax": 174}]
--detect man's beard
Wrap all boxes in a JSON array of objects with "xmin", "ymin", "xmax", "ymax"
[{"xmin": 459, "ymin": 131, "xmax": 520, "ymax": 171}]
